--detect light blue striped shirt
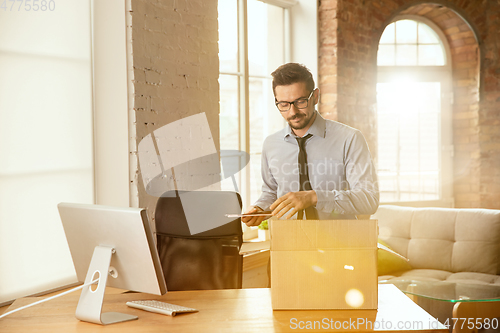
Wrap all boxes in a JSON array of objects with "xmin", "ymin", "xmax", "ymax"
[{"xmin": 253, "ymin": 112, "xmax": 379, "ymax": 219}]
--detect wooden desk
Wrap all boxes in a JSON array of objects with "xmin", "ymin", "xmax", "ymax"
[
  {"xmin": 243, "ymin": 249, "xmax": 270, "ymax": 288},
  {"xmin": 0, "ymin": 285, "xmax": 446, "ymax": 332}
]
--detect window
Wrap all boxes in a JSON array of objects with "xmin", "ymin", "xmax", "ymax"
[
  {"xmin": 218, "ymin": 0, "xmax": 317, "ymax": 238},
  {"xmin": 377, "ymin": 18, "xmax": 453, "ymax": 205},
  {"xmin": 378, "ymin": 19, "xmax": 446, "ymax": 66},
  {"xmin": 218, "ymin": 0, "xmax": 292, "ymax": 209},
  {"xmin": 0, "ymin": 0, "xmax": 131, "ymax": 306},
  {"xmin": 0, "ymin": 3, "xmax": 93, "ymax": 305}
]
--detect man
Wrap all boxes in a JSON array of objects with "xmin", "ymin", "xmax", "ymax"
[{"xmin": 243, "ymin": 63, "xmax": 379, "ymax": 226}]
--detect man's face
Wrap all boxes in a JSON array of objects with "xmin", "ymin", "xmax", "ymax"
[{"xmin": 274, "ymin": 82, "xmax": 318, "ymax": 132}]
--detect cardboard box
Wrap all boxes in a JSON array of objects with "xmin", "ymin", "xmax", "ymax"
[{"xmin": 270, "ymin": 219, "xmax": 378, "ymax": 310}]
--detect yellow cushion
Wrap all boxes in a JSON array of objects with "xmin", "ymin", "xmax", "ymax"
[{"xmin": 378, "ymin": 239, "xmax": 412, "ymax": 276}]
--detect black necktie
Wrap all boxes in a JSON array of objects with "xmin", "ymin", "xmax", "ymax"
[{"xmin": 296, "ymin": 134, "xmax": 318, "ymax": 220}]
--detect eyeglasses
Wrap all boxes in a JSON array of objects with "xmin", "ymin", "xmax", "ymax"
[{"xmin": 275, "ymin": 89, "xmax": 315, "ymax": 112}]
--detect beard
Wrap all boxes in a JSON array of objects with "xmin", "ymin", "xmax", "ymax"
[{"xmin": 287, "ymin": 111, "xmax": 316, "ymax": 130}]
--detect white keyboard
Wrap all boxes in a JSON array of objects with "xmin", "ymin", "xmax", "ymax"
[{"xmin": 126, "ymin": 300, "xmax": 198, "ymax": 317}]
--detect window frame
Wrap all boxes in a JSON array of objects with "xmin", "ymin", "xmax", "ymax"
[
  {"xmin": 0, "ymin": 0, "xmax": 96, "ymax": 307},
  {"xmin": 221, "ymin": 0, "xmax": 294, "ymax": 238},
  {"xmin": 218, "ymin": 0, "xmax": 317, "ymax": 238},
  {"xmin": 377, "ymin": 15, "xmax": 454, "ymax": 207},
  {"xmin": 0, "ymin": 0, "xmax": 133, "ymax": 308},
  {"xmin": 219, "ymin": 0, "xmax": 294, "ymax": 208}
]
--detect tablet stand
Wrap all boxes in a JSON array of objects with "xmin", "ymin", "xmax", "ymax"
[{"xmin": 75, "ymin": 246, "xmax": 138, "ymax": 325}]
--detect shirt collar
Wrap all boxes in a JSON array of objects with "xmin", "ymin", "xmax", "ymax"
[{"xmin": 283, "ymin": 111, "xmax": 326, "ymax": 140}]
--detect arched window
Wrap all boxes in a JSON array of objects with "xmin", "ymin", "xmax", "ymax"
[
  {"xmin": 378, "ymin": 19, "xmax": 446, "ymax": 66},
  {"xmin": 377, "ymin": 17, "xmax": 453, "ymax": 205}
]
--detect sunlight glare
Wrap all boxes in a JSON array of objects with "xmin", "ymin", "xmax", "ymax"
[
  {"xmin": 345, "ymin": 289, "xmax": 364, "ymax": 308},
  {"xmin": 311, "ymin": 265, "xmax": 324, "ymax": 274}
]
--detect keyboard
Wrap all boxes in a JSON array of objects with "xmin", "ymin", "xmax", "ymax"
[{"xmin": 126, "ymin": 300, "xmax": 198, "ymax": 316}]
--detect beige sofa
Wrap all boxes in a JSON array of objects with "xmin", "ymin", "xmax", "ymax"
[{"xmin": 372, "ymin": 205, "xmax": 500, "ymax": 285}]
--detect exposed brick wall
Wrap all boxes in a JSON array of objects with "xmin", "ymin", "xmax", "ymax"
[
  {"xmin": 318, "ymin": 0, "xmax": 500, "ymax": 209},
  {"xmin": 478, "ymin": 1, "xmax": 500, "ymax": 209},
  {"xmin": 318, "ymin": 0, "xmax": 378, "ymax": 157},
  {"xmin": 318, "ymin": 0, "xmax": 338, "ymax": 121},
  {"xmin": 129, "ymin": 0, "xmax": 219, "ymax": 221}
]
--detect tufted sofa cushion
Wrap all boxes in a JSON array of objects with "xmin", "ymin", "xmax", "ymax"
[
  {"xmin": 379, "ymin": 269, "xmax": 500, "ymax": 285},
  {"xmin": 373, "ymin": 205, "xmax": 500, "ymax": 281}
]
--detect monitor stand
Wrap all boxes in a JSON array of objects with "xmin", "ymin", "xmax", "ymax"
[{"xmin": 75, "ymin": 246, "xmax": 138, "ymax": 325}]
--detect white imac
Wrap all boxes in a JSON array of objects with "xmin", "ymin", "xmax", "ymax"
[{"xmin": 58, "ymin": 203, "xmax": 167, "ymax": 325}]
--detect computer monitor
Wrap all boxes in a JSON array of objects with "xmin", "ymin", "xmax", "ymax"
[{"xmin": 58, "ymin": 203, "xmax": 167, "ymax": 325}]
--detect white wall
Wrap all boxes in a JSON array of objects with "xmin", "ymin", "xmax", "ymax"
[{"xmin": 92, "ymin": 0, "xmax": 131, "ymax": 207}]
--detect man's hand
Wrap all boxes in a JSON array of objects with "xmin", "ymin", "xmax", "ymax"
[
  {"xmin": 241, "ymin": 206, "xmax": 268, "ymax": 227},
  {"xmin": 270, "ymin": 190, "xmax": 317, "ymax": 219}
]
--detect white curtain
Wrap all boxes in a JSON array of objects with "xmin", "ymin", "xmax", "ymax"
[{"xmin": 0, "ymin": 1, "xmax": 94, "ymax": 305}]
